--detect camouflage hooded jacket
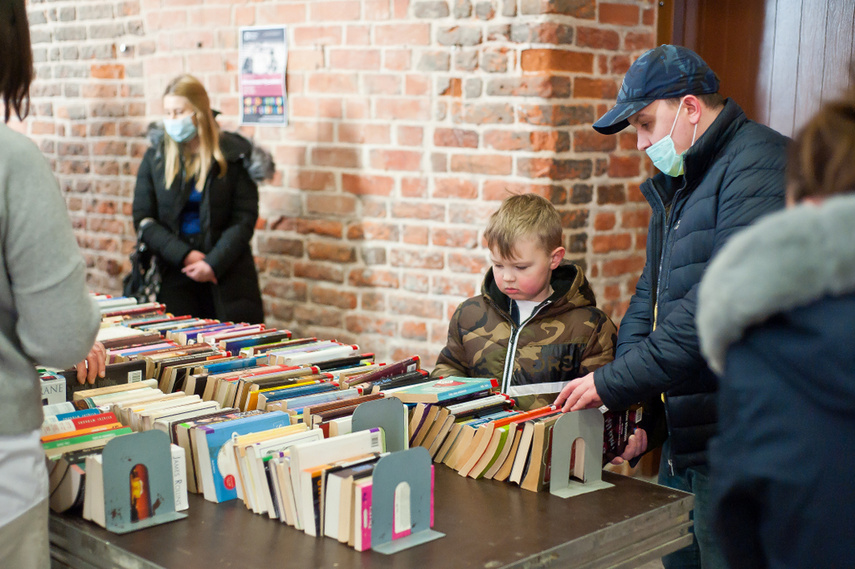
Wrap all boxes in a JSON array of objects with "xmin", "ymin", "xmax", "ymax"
[{"xmin": 431, "ymin": 261, "xmax": 617, "ymax": 410}]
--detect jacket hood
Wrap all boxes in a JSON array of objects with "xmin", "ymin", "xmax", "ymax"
[
  {"xmin": 698, "ymin": 194, "xmax": 855, "ymax": 373},
  {"xmin": 482, "ymin": 260, "xmax": 597, "ymax": 316},
  {"xmin": 145, "ymin": 121, "xmax": 275, "ymax": 183}
]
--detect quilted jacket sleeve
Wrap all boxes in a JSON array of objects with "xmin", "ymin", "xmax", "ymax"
[
  {"xmin": 613, "ymin": 252, "xmax": 654, "ymax": 359},
  {"xmin": 594, "ymin": 152, "xmax": 786, "ymax": 409}
]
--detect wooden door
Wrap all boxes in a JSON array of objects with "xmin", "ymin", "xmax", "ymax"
[{"xmin": 660, "ymin": 0, "xmax": 855, "ymax": 136}]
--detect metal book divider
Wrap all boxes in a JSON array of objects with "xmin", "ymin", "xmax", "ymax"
[
  {"xmin": 351, "ymin": 397, "xmax": 445, "ymax": 554},
  {"xmin": 549, "ymin": 408, "xmax": 615, "ymax": 498}
]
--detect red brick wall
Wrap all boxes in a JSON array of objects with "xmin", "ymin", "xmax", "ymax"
[{"xmin": 18, "ymin": 0, "xmax": 656, "ymax": 367}]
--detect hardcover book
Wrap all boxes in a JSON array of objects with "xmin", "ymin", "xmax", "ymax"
[
  {"xmin": 60, "ymin": 360, "xmax": 147, "ymax": 401},
  {"xmin": 341, "ymin": 355, "xmax": 420, "ymax": 389}
]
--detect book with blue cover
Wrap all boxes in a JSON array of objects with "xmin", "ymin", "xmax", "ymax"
[
  {"xmin": 197, "ymin": 355, "xmax": 268, "ymax": 375},
  {"xmin": 388, "ymin": 376, "xmax": 498, "ymax": 404},
  {"xmin": 194, "ymin": 410, "xmax": 291, "ymax": 503}
]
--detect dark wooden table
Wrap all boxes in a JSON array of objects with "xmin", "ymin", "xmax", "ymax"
[{"xmin": 50, "ymin": 469, "xmax": 693, "ymax": 569}]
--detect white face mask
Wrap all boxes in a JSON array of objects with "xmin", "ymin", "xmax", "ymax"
[
  {"xmin": 645, "ymin": 98, "xmax": 698, "ymax": 177},
  {"xmin": 163, "ymin": 114, "xmax": 197, "ymax": 144}
]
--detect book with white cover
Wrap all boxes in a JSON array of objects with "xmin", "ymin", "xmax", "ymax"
[
  {"xmin": 276, "ymin": 344, "xmax": 358, "ymax": 367},
  {"xmin": 244, "ymin": 427, "xmax": 323, "ymax": 517},
  {"xmin": 83, "ymin": 444, "xmax": 188, "ymax": 528},
  {"xmin": 224, "ymin": 424, "xmax": 309, "ymax": 510},
  {"xmin": 290, "ymin": 427, "xmax": 385, "ymax": 535},
  {"xmin": 152, "ymin": 402, "xmax": 222, "ymax": 442}
]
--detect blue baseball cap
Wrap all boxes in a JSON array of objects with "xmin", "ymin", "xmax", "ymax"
[{"xmin": 593, "ymin": 45, "xmax": 720, "ymax": 135}]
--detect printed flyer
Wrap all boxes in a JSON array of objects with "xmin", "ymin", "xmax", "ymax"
[{"xmin": 239, "ymin": 26, "xmax": 288, "ymax": 125}]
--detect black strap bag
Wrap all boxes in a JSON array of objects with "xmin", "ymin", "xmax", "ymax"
[{"xmin": 122, "ymin": 223, "xmax": 161, "ymax": 303}]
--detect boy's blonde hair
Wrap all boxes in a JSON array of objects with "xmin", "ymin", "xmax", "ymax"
[{"xmin": 485, "ymin": 193, "xmax": 563, "ymax": 259}]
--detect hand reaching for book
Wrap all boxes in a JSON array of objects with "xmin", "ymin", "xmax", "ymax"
[
  {"xmin": 553, "ymin": 371, "xmax": 603, "ymax": 412},
  {"xmin": 609, "ymin": 428, "xmax": 648, "ymax": 465},
  {"xmin": 75, "ymin": 341, "xmax": 106, "ymax": 384}
]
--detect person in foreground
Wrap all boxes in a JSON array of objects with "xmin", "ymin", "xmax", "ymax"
[
  {"xmin": 553, "ymin": 45, "xmax": 788, "ymax": 568},
  {"xmin": 0, "ymin": 2, "xmax": 102, "ymax": 566},
  {"xmin": 133, "ymin": 74, "xmax": 272, "ymax": 324},
  {"xmin": 697, "ymin": 87, "xmax": 855, "ymax": 569},
  {"xmin": 432, "ymin": 193, "xmax": 617, "ymax": 411}
]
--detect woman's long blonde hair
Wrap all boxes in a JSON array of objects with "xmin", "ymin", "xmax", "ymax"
[{"xmin": 162, "ymin": 74, "xmax": 226, "ymax": 191}]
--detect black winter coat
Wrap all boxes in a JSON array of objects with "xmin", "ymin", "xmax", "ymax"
[
  {"xmin": 132, "ymin": 130, "xmax": 264, "ymax": 323},
  {"xmin": 593, "ymin": 100, "xmax": 788, "ymax": 469}
]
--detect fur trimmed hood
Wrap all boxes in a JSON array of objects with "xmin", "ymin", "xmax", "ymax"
[
  {"xmin": 698, "ymin": 194, "xmax": 855, "ymax": 374},
  {"xmin": 145, "ymin": 121, "xmax": 275, "ymax": 183}
]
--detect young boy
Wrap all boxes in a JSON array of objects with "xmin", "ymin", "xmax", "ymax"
[{"xmin": 431, "ymin": 193, "xmax": 617, "ymax": 410}]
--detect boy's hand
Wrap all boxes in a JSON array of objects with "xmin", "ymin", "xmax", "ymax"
[
  {"xmin": 554, "ymin": 371, "xmax": 603, "ymax": 412},
  {"xmin": 610, "ymin": 428, "xmax": 648, "ymax": 465}
]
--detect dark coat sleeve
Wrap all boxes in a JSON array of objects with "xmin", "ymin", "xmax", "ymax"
[
  {"xmin": 132, "ymin": 148, "xmax": 192, "ymax": 267},
  {"xmin": 613, "ymin": 249, "xmax": 653, "ymax": 359},
  {"xmin": 203, "ymin": 162, "xmax": 259, "ymax": 278},
  {"xmin": 594, "ymin": 156, "xmax": 786, "ymax": 409}
]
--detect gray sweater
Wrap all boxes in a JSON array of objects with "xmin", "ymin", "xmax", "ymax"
[{"xmin": 0, "ymin": 123, "xmax": 100, "ymax": 436}]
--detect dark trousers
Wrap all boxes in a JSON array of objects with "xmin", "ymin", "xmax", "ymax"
[{"xmin": 659, "ymin": 440, "xmax": 730, "ymax": 569}]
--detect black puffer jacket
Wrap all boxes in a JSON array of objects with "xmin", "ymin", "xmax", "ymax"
[
  {"xmin": 132, "ymin": 128, "xmax": 273, "ymax": 323},
  {"xmin": 593, "ymin": 100, "xmax": 788, "ymax": 469}
]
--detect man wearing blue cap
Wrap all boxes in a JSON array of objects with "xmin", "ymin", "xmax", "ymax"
[{"xmin": 555, "ymin": 45, "xmax": 788, "ymax": 568}]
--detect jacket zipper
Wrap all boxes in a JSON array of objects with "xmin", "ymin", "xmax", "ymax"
[
  {"xmin": 649, "ymin": 178, "xmax": 686, "ymax": 476},
  {"xmin": 499, "ymin": 300, "xmax": 551, "ymax": 394}
]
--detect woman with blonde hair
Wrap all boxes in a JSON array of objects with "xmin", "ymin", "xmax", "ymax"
[{"xmin": 133, "ymin": 74, "xmax": 270, "ymax": 323}]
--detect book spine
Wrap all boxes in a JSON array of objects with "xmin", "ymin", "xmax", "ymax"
[
  {"xmin": 171, "ymin": 445, "xmax": 189, "ymax": 511},
  {"xmin": 41, "ymin": 426, "xmax": 130, "ymax": 450},
  {"xmin": 55, "ymin": 408, "xmax": 100, "ymax": 421},
  {"xmin": 41, "ymin": 411, "xmax": 119, "ymax": 437},
  {"xmin": 311, "ymin": 471, "xmax": 324, "ymax": 536},
  {"xmin": 40, "ymin": 422, "xmax": 124, "ymax": 443},
  {"xmin": 438, "ymin": 379, "xmax": 498, "ymax": 402},
  {"xmin": 355, "ymin": 482, "xmax": 373, "ymax": 551}
]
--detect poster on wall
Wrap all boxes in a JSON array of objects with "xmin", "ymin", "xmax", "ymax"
[{"xmin": 239, "ymin": 26, "xmax": 288, "ymax": 125}]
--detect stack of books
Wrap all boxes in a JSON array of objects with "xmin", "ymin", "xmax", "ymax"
[{"xmin": 39, "ymin": 295, "xmax": 441, "ymax": 551}]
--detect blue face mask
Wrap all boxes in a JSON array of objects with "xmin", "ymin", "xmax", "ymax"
[
  {"xmin": 645, "ymin": 98, "xmax": 697, "ymax": 177},
  {"xmin": 163, "ymin": 114, "xmax": 197, "ymax": 144}
]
